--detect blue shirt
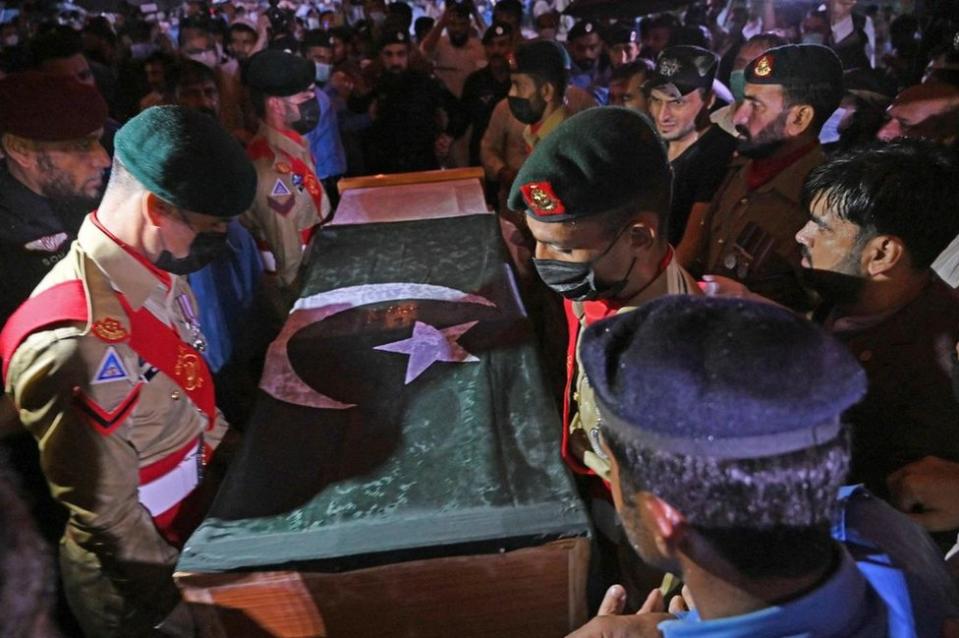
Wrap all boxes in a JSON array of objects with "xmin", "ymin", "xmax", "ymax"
[
  {"xmin": 657, "ymin": 486, "xmax": 959, "ymax": 638},
  {"xmin": 305, "ymin": 88, "xmax": 347, "ymax": 179},
  {"xmin": 188, "ymin": 221, "xmax": 262, "ymax": 373}
]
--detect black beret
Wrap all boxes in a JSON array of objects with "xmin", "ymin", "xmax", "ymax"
[
  {"xmin": 580, "ymin": 296, "xmax": 867, "ymax": 460},
  {"xmin": 510, "ymin": 39, "xmax": 570, "ymax": 89},
  {"xmin": 115, "ymin": 106, "xmax": 256, "ymax": 218},
  {"xmin": 644, "ymin": 45, "xmax": 717, "ymax": 98},
  {"xmin": 568, "ymin": 19, "xmax": 600, "ymax": 41},
  {"xmin": 0, "ymin": 71, "xmax": 107, "ymax": 141},
  {"xmin": 745, "ymin": 43, "xmax": 843, "ymax": 90},
  {"xmin": 482, "ymin": 21, "xmax": 513, "ymax": 44},
  {"xmin": 378, "ymin": 28, "xmax": 410, "ymax": 50},
  {"xmin": 243, "ymin": 49, "xmax": 313, "ymax": 96},
  {"xmin": 604, "ymin": 24, "xmax": 637, "ymax": 46},
  {"xmin": 508, "ymin": 107, "xmax": 669, "ymax": 222}
]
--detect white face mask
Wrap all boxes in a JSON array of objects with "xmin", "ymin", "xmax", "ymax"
[
  {"xmin": 189, "ymin": 50, "xmax": 219, "ymax": 69},
  {"xmin": 307, "ymin": 17, "xmax": 320, "ymax": 30},
  {"xmin": 819, "ymin": 107, "xmax": 848, "ymax": 145}
]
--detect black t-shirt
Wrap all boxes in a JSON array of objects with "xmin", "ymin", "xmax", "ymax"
[
  {"xmin": 461, "ymin": 67, "xmax": 510, "ymax": 167},
  {"xmin": 668, "ymin": 125, "xmax": 738, "ymax": 246},
  {"xmin": 0, "ymin": 163, "xmax": 85, "ymax": 325}
]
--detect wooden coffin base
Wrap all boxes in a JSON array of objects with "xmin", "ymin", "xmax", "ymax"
[{"xmin": 176, "ymin": 537, "xmax": 589, "ymax": 638}]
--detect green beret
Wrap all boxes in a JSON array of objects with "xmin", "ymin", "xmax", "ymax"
[
  {"xmin": 115, "ymin": 106, "xmax": 256, "ymax": 218},
  {"xmin": 508, "ymin": 107, "xmax": 670, "ymax": 223},
  {"xmin": 243, "ymin": 49, "xmax": 314, "ymax": 96}
]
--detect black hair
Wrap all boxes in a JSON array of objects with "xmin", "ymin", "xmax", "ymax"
[
  {"xmin": 780, "ymin": 79, "xmax": 843, "ymax": 132},
  {"xmin": 249, "ymin": 86, "xmax": 268, "ymax": 118},
  {"xmin": 29, "ymin": 24, "xmax": 83, "ymax": 66},
  {"xmin": 801, "ymin": 139, "xmax": 959, "ymax": 270},
  {"xmin": 611, "ymin": 58, "xmax": 654, "ymax": 82},
  {"xmin": 494, "ymin": 0, "xmax": 524, "ymax": 22},
  {"xmin": 744, "ymin": 32, "xmax": 788, "ymax": 53},
  {"xmin": 605, "ymin": 426, "xmax": 847, "ymax": 579},
  {"xmin": 387, "ymin": 1, "xmax": 413, "ymax": 30},
  {"xmin": 302, "ymin": 28, "xmax": 331, "ymax": 50},
  {"xmin": 228, "ymin": 21, "xmax": 256, "ymax": 39},
  {"xmin": 414, "ymin": 16, "xmax": 435, "ymax": 41},
  {"xmin": 173, "ymin": 58, "xmax": 217, "ymax": 88}
]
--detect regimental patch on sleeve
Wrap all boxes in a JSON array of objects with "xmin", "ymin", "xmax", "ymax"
[
  {"xmin": 271, "ymin": 178, "xmax": 292, "ymax": 197},
  {"xmin": 92, "ymin": 346, "xmax": 130, "ymax": 385}
]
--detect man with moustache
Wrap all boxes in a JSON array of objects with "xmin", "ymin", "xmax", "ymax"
[
  {"xmin": 0, "ymin": 72, "xmax": 110, "ymax": 325},
  {"xmin": 566, "ymin": 20, "xmax": 610, "ymax": 104},
  {"xmin": 364, "ymin": 29, "xmax": 467, "ymax": 175},
  {"xmin": 796, "ymin": 139, "xmax": 959, "ymax": 554},
  {"xmin": 461, "ymin": 23, "xmax": 514, "ymax": 167},
  {"xmin": 420, "ymin": 0, "xmax": 487, "ymax": 98},
  {"xmin": 682, "ymin": 44, "xmax": 843, "ymax": 311}
]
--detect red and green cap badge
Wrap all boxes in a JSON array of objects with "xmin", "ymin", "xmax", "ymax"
[{"xmin": 520, "ymin": 181, "xmax": 566, "ymax": 217}]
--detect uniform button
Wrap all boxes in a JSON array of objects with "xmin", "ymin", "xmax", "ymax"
[
  {"xmin": 740, "ymin": 197, "xmax": 748, "ymax": 205},
  {"xmin": 171, "ymin": 391, "xmax": 180, "ymax": 400},
  {"xmin": 859, "ymin": 350, "xmax": 872, "ymax": 362},
  {"xmin": 718, "ymin": 239, "xmax": 725, "ymax": 245}
]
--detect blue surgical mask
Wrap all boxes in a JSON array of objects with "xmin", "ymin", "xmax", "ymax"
[
  {"xmin": 729, "ymin": 69, "xmax": 746, "ymax": 102},
  {"xmin": 315, "ymin": 61, "xmax": 331, "ymax": 84},
  {"xmin": 802, "ymin": 32, "xmax": 826, "ymax": 45}
]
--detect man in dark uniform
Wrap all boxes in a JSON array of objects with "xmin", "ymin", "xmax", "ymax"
[
  {"xmin": 461, "ymin": 22, "xmax": 514, "ymax": 167},
  {"xmin": 643, "ymin": 45, "xmax": 736, "ymax": 247},
  {"xmin": 681, "ymin": 44, "xmax": 843, "ymax": 311},
  {"xmin": 796, "ymin": 139, "xmax": 959, "ymax": 553},
  {"xmin": 566, "ymin": 20, "xmax": 610, "ymax": 104},
  {"xmin": 0, "ymin": 71, "xmax": 110, "ymax": 326},
  {"xmin": 363, "ymin": 28, "xmax": 468, "ymax": 174},
  {"xmin": 0, "ymin": 106, "xmax": 256, "ymax": 637},
  {"xmin": 568, "ymin": 295, "xmax": 959, "ymax": 637}
]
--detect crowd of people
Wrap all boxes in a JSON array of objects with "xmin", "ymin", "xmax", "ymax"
[{"xmin": 2, "ymin": 0, "xmax": 959, "ymax": 635}]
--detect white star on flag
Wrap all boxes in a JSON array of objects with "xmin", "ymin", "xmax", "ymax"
[{"xmin": 374, "ymin": 320, "xmax": 480, "ymax": 384}]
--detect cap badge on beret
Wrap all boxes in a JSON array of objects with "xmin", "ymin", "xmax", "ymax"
[
  {"xmin": 521, "ymin": 181, "xmax": 566, "ymax": 217},
  {"xmin": 585, "ymin": 22, "xmax": 593, "ymax": 33},
  {"xmin": 754, "ymin": 54, "xmax": 773, "ymax": 78},
  {"xmin": 495, "ymin": 25, "xmax": 505, "ymax": 36},
  {"xmin": 659, "ymin": 58, "xmax": 679, "ymax": 77}
]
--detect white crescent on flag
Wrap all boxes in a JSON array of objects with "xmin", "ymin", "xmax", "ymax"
[{"xmin": 260, "ymin": 283, "xmax": 497, "ymax": 410}]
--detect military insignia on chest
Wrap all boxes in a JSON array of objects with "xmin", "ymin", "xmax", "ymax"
[
  {"xmin": 92, "ymin": 346, "xmax": 130, "ymax": 385},
  {"xmin": 174, "ymin": 345, "xmax": 205, "ymax": 391},
  {"xmin": 92, "ymin": 317, "xmax": 128, "ymax": 342}
]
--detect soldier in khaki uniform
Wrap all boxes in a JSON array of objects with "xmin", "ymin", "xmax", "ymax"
[
  {"xmin": 678, "ymin": 44, "xmax": 843, "ymax": 311},
  {"xmin": 0, "ymin": 106, "xmax": 257, "ymax": 637},
  {"xmin": 508, "ymin": 107, "xmax": 700, "ymax": 607},
  {"xmin": 242, "ymin": 50, "xmax": 329, "ymax": 295}
]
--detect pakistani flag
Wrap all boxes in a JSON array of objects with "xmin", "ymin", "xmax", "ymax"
[{"xmin": 178, "ymin": 213, "xmax": 589, "ymax": 574}]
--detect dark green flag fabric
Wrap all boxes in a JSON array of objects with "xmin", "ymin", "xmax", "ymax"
[{"xmin": 178, "ymin": 214, "xmax": 589, "ymax": 573}]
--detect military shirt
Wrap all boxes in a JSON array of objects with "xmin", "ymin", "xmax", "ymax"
[
  {"xmin": 4, "ymin": 213, "xmax": 228, "ymax": 632},
  {"xmin": 695, "ymin": 144, "xmax": 824, "ymax": 311},
  {"xmin": 244, "ymin": 123, "xmax": 328, "ymax": 289},
  {"xmin": 567, "ymin": 255, "xmax": 701, "ymax": 480}
]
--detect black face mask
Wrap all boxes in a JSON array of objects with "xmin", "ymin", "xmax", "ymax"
[
  {"xmin": 291, "ymin": 98, "xmax": 320, "ymax": 134},
  {"xmin": 508, "ymin": 95, "xmax": 546, "ymax": 125},
  {"xmin": 155, "ymin": 231, "xmax": 229, "ymax": 275},
  {"xmin": 533, "ymin": 228, "xmax": 637, "ymax": 301}
]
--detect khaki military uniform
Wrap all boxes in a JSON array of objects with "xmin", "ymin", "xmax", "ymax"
[
  {"xmin": 566, "ymin": 255, "xmax": 701, "ymax": 480},
  {"xmin": 522, "ymin": 105, "xmax": 570, "ymax": 153},
  {"xmin": 243, "ymin": 123, "xmax": 329, "ymax": 290},
  {"xmin": 3, "ymin": 214, "xmax": 229, "ymax": 637},
  {"xmin": 692, "ymin": 145, "xmax": 824, "ymax": 310}
]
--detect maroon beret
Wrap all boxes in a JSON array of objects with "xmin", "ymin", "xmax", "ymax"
[{"xmin": 0, "ymin": 71, "xmax": 108, "ymax": 141}]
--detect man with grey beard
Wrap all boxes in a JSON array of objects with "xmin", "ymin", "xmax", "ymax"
[
  {"xmin": 0, "ymin": 71, "xmax": 110, "ymax": 325},
  {"xmin": 679, "ymin": 44, "xmax": 842, "ymax": 312}
]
